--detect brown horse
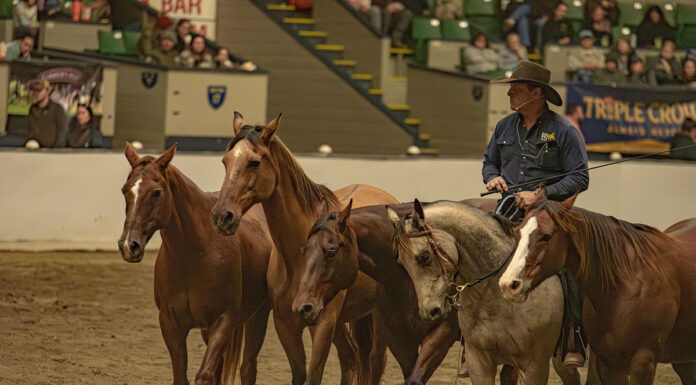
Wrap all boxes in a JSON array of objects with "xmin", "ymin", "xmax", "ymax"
[
  {"xmin": 499, "ymin": 186, "xmax": 696, "ymax": 385},
  {"xmin": 118, "ymin": 143, "xmax": 272, "ymax": 385},
  {"xmin": 211, "ymin": 113, "xmax": 400, "ymax": 385}
]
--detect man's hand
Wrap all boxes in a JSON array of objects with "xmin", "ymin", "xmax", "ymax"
[
  {"xmin": 486, "ymin": 176, "xmax": 508, "ymax": 193},
  {"xmin": 515, "ymin": 191, "xmax": 536, "ymax": 210}
]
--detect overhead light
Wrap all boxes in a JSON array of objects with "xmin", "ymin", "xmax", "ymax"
[
  {"xmin": 665, "ymin": 3, "xmax": 673, "ymax": 11},
  {"xmin": 621, "ymin": 27, "xmax": 630, "ymax": 35},
  {"xmin": 430, "ymin": 19, "xmax": 440, "ymax": 27},
  {"xmin": 633, "ymin": 2, "xmax": 642, "ymax": 9},
  {"xmin": 572, "ymin": 0, "xmax": 581, "ymax": 7},
  {"xmin": 458, "ymin": 21, "xmax": 469, "ymax": 28}
]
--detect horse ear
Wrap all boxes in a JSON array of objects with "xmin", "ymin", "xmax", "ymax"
[
  {"xmin": 260, "ymin": 113, "xmax": 282, "ymax": 144},
  {"xmin": 124, "ymin": 141, "xmax": 140, "ymax": 168},
  {"xmin": 233, "ymin": 111, "xmax": 245, "ymax": 135},
  {"xmin": 413, "ymin": 199, "xmax": 426, "ymax": 223},
  {"xmin": 560, "ymin": 194, "xmax": 577, "ymax": 210},
  {"xmin": 156, "ymin": 143, "xmax": 177, "ymax": 170},
  {"xmin": 338, "ymin": 199, "xmax": 352, "ymax": 232},
  {"xmin": 386, "ymin": 206, "xmax": 400, "ymax": 227},
  {"xmin": 315, "ymin": 199, "xmax": 329, "ymax": 219}
]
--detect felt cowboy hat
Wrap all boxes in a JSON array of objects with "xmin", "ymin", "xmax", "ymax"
[{"xmin": 490, "ymin": 60, "xmax": 563, "ymax": 106}]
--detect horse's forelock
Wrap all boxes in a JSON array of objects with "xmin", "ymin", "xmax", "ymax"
[
  {"xmin": 226, "ymin": 125, "xmax": 265, "ymax": 152},
  {"xmin": 392, "ymin": 215, "xmax": 414, "ymax": 258}
]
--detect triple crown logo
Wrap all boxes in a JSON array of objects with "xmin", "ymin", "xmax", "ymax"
[{"xmin": 207, "ymin": 86, "xmax": 227, "ymax": 109}]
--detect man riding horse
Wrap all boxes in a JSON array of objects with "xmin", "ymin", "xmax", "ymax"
[{"xmin": 482, "ymin": 61, "xmax": 589, "ymax": 368}]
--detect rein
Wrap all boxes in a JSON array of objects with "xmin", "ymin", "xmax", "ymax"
[{"xmin": 407, "ymin": 223, "xmax": 516, "ymax": 310}]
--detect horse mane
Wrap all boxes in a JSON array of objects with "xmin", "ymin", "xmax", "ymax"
[
  {"xmin": 541, "ymin": 200, "xmax": 679, "ymax": 290},
  {"xmin": 309, "ymin": 212, "xmax": 339, "ymax": 238},
  {"xmin": 489, "ymin": 213, "xmax": 516, "ymax": 237},
  {"xmin": 392, "ymin": 214, "xmax": 413, "ymax": 256}
]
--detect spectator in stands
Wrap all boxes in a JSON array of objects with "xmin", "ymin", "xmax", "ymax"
[
  {"xmin": 464, "ymin": 32, "xmax": 498, "ymax": 75},
  {"xmin": 176, "ymin": 35, "xmax": 214, "ymax": 68},
  {"xmin": 584, "ymin": 0, "xmax": 619, "ymax": 25},
  {"xmin": 66, "ymin": 104, "xmax": 103, "ymax": 148},
  {"xmin": 347, "ymin": 0, "xmax": 382, "ymax": 31},
  {"xmin": 541, "ymin": 1, "xmax": 574, "ymax": 48},
  {"xmin": 627, "ymin": 55, "xmax": 650, "ymax": 85},
  {"xmin": 681, "ymin": 58, "xmax": 696, "ymax": 88},
  {"xmin": 374, "ymin": 0, "xmax": 417, "ymax": 48},
  {"xmin": 582, "ymin": 4, "xmax": 612, "ymax": 47},
  {"xmin": 135, "ymin": 15, "xmax": 172, "ymax": 60},
  {"xmin": 434, "ymin": 0, "xmax": 463, "ymax": 19},
  {"xmin": 498, "ymin": 33, "xmax": 527, "ymax": 71},
  {"xmin": 568, "ymin": 30, "xmax": 604, "ymax": 83},
  {"xmin": 564, "ymin": 104, "xmax": 585, "ymax": 142},
  {"xmin": 27, "ymin": 80, "xmax": 68, "ymax": 148},
  {"xmin": 612, "ymin": 37, "xmax": 635, "ymax": 75},
  {"xmin": 144, "ymin": 29, "xmax": 178, "ymax": 67},
  {"xmin": 647, "ymin": 39, "xmax": 681, "ymax": 85},
  {"xmin": 592, "ymin": 53, "xmax": 626, "ymax": 86},
  {"xmin": 175, "ymin": 19, "xmax": 193, "ymax": 52},
  {"xmin": 13, "ymin": 0, "xmax": 38, "ymax": 38},
  {"xmin": 89, "ymin": 0, "xmax": 111, "ymax": 23},
  {"xmin": 636, "ymin": 5, "xmax": 675, "ymax": 48},
  {"xmin": 43, "ymin": 0, "xmax": 60, "ymax": 16},
  {"xmin": 2, "ymin": 33, "xmax": 35, "ymax": 61},
  {"xmin": 215, "ymin": 48, "xmax": 258, "ymax": 71},
  {"xmin": 670, "ymin": 118, "xmax": 696, "ymax": 160}
]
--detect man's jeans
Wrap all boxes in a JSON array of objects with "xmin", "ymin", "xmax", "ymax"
[{"xmin": 508, "ymin": 3, "xmax": 532, "ymax": 47}]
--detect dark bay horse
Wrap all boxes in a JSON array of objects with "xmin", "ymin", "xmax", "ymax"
[
  {"xmin": 499, "ymin": 186, "xmax": 696, "ymax": 385},
  {"xmin": 118, "ymin": 143, "xmax": 272, "ymax": 385},
  {"xmin": 211, "ymin": 113, "xmax": 400, "ymax": 385}
]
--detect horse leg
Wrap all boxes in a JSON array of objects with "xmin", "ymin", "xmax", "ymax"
[
  {"xmin": 159, "ymin": 312, "xmax": 191, "ymax": 385},
  {"xmin": 524, "ymin": 356, "xmax": 551, "ymax": 385},
  {"xmin": 385, "ymin": 325, "xmax": 419, "ymax": 383},
  {"xmin": 333, "ymin": 321, "xmax": 359, "ymax": 385},
  {"xmin": 597, "ymin": 356, "xmax": 629, "ymax": 385},
  {"xmin": 551, "ymin": 355, "xmax": 581, "ymax": 385},
  {"xmin": 273, "ymin": 310, "xmax": 307, "ymax": 385},
  {"xmin": 404, "ymin": 316, "xmax": 458, "ymax": 385},
  {"xmin": 672, "ymin": 362, "xmax": 696, "ymax": 385},
  {"xmin": 628, "ymin": 349, "xmax": 657, "ymax": 385},
  {"xmin": 499, "ymin": 365, "xmax": 518, "ymax": 385},
  {"xmin": 240, "ymin": 302, "xmax": 271, "ymax": 385},
  {"xmin": 463, "ymin": 344, "xmax": 496, "ymax": 385},
  {"xmin": 195, "ymin": 312, "xmax": 235, "ymax": 385},
  {"xmin": 306, "ymin": 309, "xmax": 342, "ymax": 385},
  {"xmin": 368, "ymin": 312, "xmax": 388, "ymax": 385}
]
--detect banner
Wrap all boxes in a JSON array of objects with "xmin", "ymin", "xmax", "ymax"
[
  {"xmin": 566, "ymin": 82, "xmax": 696, "ymax": 154},
  {"xmin": 8, "ymin": 62, "xmax": 104, "ymax": 118},
  {"xmin": 139, "ymin": 0, "xmax": 217, "ymax": 38}
]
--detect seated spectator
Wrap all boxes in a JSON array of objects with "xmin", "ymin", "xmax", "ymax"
[
  {"xmin": 27, "ymin": 80, "xmax": 68, "ymax": 148},
  {"xmin": 434, "ymin": 0, "xmax": 463, "ymax": 19},
  {"xmin": 464, "ymin": 32, "xmax": 498, "ymax": 75},
  {"xmin": 564, "ymin": 104, "xmax": 586, "ymax": 142},
  {"xmin": 592, "ymin": 53, "xmax": 626, "ymax": 86},
  {"xmin": 135, "ymin": 15, "xmax": 172, "ymax": 60},
  {"xmin": 2, "ymin": 33, "xmax": 35, "ymax": 61},
  {"xmin": 374, "ymin": 0, "xmax": 415, "ymax": 48},
  {"xmin": 13, "ymin": 0, "xmax": 38, "ymax": 38},
  {"xmin": 43, "ymin": 0, "xmax": 60, "ymax": 16},
  {"xmin": 66, "ymin": 104, "xmax": 103, "ymax": 148},
  {"xmin": 542, "ymin": 2, "xmax": 574, "ymax": 48},
  {"xmin": 567, "ymin": 30, "xmax": 604, "ymax": 83},
  {"xmin": 176, "ymin": 35, "xmax": 214, "ymax": 68},
  {"xmin": 144, "ymin": 29, "xmax": 178, "ymax": 66},
  {"xmin": 627, "ymin": 55, "xmax": 650, "ymax": 85},
  {"xmin": 89, "ymin": 0, "xmax": 111, "ymax": 23},
  {"xmin": 585, "ymin": 0, "xmax": 619, "ymax": 25},
  {"xmin": 582, "ymin": 4, "xmax": 612, "ymax": 47},
  {"xmin": 647, "ymin": 39, "xmax": 681, "ymax": 85},
  {"xmin": 612, "ymin": 37, "xmax": 635, "ymax": 75},
  {"xmin": 670, "ymin": 118, "xmax": 696, "ymax": 160},
  {"xmin": 636, "ymin": 5, "xmax": 675, "ymax": 48},
  {"xmin": 502, "ymin": 0, "xmax": 532, "ymax": 48},
  {"xmin": 175, "ymin": 19, "xmax": 192, "ymax": 52},
  {"xmin": 215, "ymin": 48, "xmax": 258, "ymax": 71},
  {"xmin": 347, "ymin": 0, "xmax": 382, "ymax": 31},
  {"xmin": 681, "ymin": 58, "xmax": 696, "ymax": 88},
  {"xmin": 498, "ymin": 33, "xmax": 527, "ymax": 70}
]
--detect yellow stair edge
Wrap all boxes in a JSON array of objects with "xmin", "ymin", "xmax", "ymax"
[
  {"xmin": 351, "ymin": 73, "xmax": 373, "ymax": 80},
  {"xmin": 283, "ymin": 17, "xmax": 315, "ymax": 24},
  {"xmin": 267, "ymin": 4, "xmax": 296, "ymax": 10},
  {"xmin": 299, "ymin": 30, "xmax": 327, "ymax": 37},
  {"xmin": 334, "ymin": 59, "xmax": 357, "ymax": 66},
  {"xmin": 390, "ymin": 47, "xmax": 414, "ymax": 55},
  {"xmin": 316, "ymin": 44, "xmax": 345, "ymax": 51},
  {"xmin": 418, "ymin": 133, "xmax": 431, "ymax": 140},
  {"xmin": 527, "ymin": 52, "xmax": 542, "ymax": 61},
  {"xmin": 389, "ymin": 76, "xmax": 407, "ymax": 82},
  {"xmin": 405, "ymin": 118, "xmax": 421, "ymax": 125},
  {"xmin": 368, "ymin": 88, "xmax": 383, "ymax": 95},
  {"xmin": 419, "ymin": 148, "xmax": 440, "ymax": 155},
  {"xmin": 388, "ymin": 104, "xmax": 410, "ymax": 111}
]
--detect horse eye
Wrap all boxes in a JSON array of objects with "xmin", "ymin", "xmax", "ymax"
[
  {"xmin": 327, "ymin": 247, "xmax": 338, "ymax": 258},
  {"xmin": 417, "ymin": 250, "xmax": 431, "ymax": 266},
  {"xmin": 247, "ymin": 160, "xmax": 261, "ymax": 169},
  {"xmin": 539, "ymin": 234, "xmax": 552, "ymax": 243},
  {"xmin": 153, "ymin": 190, "xmax": 162, "ymax": 198}
]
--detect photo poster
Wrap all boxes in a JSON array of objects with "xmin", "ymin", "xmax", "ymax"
[
  {"xmin": 139, "ymin": 0, "xmax": 218, "ymax": 39},
  {"xmin": 8, "ymin": 62, "xmax": 104, "ymax": 119}
]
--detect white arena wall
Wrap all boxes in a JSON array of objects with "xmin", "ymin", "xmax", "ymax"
[{"xmin": 1, "ymin": 149, "xmax": 695, "ymax": 251}]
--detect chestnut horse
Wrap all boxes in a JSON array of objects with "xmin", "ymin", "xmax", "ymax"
[
  {"xmin": 294, "ymin": 201, "xmax": 523, "ymax": 385},
  {"xmin": 499, "ymin": 186, "xmax": 696, "ymax": 385},
  {"xmin": 211, "ymin": 113, "xmax": 400, "ymax": 385},
  {"xmin": 118, "ymin": 143, "xmax": 272, "ymax": 385}
]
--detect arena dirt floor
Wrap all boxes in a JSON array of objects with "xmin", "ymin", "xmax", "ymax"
[{"xmin": 0, "ymin": 251, "xmax": 682, "ymax": 385}]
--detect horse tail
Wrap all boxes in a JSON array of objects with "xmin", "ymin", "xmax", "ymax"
[
  {"xmin": 221, "ymin": 323, "xmax": 245, "ymax": 385},
  {"xmin": 351, "ymin": 315, "xmax": 373, "ymax": 385}
]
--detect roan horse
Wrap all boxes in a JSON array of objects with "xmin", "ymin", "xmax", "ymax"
[
  {"xmin": 499, "ymin": 186, "xmax": 696, "ymax": 385},
  {"xmin": 389, "ymin": 200, "xmax": 582, "ymax": 385},
  {"xmin": 118, "ymin": 143, "xmax": 272, "ymax": 385},
  {"xmin": 294, "ymin": 201, "xmax": 522, "ymax": 385},
  {"xmin": 211, "ymin": 113, "xmax": 400, "ymax": 385}
]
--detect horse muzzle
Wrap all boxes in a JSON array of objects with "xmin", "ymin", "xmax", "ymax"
[
  {"xmin": 118, "ymin": 238, "xmax": 144, "ymax": 263},
  {"xmin": 292, "ymin": 299, "xmax": 324, "ymax": 326},
  {"xmin": 499, "ymin": 278, "xmax": 531, "ymax": 303},
  {"xmin": 212, "ymin": 207, "xmax": 241, "ymax": 235}
]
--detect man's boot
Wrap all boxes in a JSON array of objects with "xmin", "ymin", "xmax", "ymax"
[{"xmin": 563, "ymin": 326, "xmax": 585, "ymax": 368}]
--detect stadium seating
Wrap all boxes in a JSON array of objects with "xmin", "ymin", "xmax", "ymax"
[
  {"xmin": 441, "ymin": 19, "xmax": 472, "ymax": 41},
  {"xmin": 465, "ymin": 0, "xmax": 501, "ymax": 37},
  {"xmin": 618, "ymin": 1, "xmax": 645, "ymax": 28},
  {"xmin": 98, "ymin": 30, "xmax": 128, "ymax": 55},
  {"xmin": 677, "ymin": 3, "xmax": 696, "ymax": 48},
  {"xmin": 412, "ymin": 17, "xmax": 443, "ymax": 63}
]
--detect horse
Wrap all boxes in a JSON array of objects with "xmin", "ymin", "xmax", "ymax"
[
  {"xmin": 498, "ymin": 186, "xmax": 696, "ymax": 385},
  {"xmin": 294, "ymin": 200, "xmax": 523, "ymax": 385},
  {"xmin": 210, "ymin": 112, "xmax": 401, "ymax": 385},
  {"xmin": 388, "ymin": 200, "xmax": 582, "ymax": 385},
  {"xmin": 118, "ymin": 143, "xmax": 272, "ymax": 385}
]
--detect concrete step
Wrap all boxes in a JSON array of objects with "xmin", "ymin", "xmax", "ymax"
[
  {"xmin": 350, "ymin": 73, "xmax": 374, "ymax": 90},
  {"xmin": 265, "ymin": 4, "xmax": 296, "ymax": 18},
  {"xmin": 333, "ymin": 59, "xmax": 357, "ymax": 76},
  {"xmin": 315, "ymin": 44, "xmax": 344, "ymax": 61},
  {"xmin": 387, "ymin": 104, "xmax": 410, "ymax": 121},
  {"xmin": 282, "ymin": 17, "xmax": 315, "ymax": 31},
  {"xmin": 297, "ymin": 30, "xmax": 327, "ymax": 45}
]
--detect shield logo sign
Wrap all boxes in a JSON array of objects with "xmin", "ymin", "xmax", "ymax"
[
  {"xmin": 208, "ymin": 86, "xmax": 227, "ymax": 109},
  {"xmin": 472, "ymin": 85, "xmax": 483, "ymax": 101},
  {"xmin": 141, "ymin": 71, "xmax": 158, "ymax": 89}
]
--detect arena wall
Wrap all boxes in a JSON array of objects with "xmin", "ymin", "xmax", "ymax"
[{"xmin": 2, "ymin": 149, "xmax": 695, "ymax": 251}]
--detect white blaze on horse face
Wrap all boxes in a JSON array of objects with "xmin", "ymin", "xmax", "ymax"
[
  {"xmin": 125, "ymin": 177, "xmax": 143, "ymax": 243},
  {"xmin": 228, "ymin": 141, "xmax": 250, "ymax": 181},
  {"xmin": 500, "ymin": 216, "xmax": 538, "ymax": 284}
]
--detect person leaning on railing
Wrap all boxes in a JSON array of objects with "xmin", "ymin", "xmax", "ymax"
[{"xmin": 670, "ymin": 118, "xmax": 696, "ymax": 161}]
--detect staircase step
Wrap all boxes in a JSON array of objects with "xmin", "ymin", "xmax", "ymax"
[
  {"xmin": 350, "ymin": 73, "xmax": 373, "ymax": 90},
  {"xmin": 297, "ymin": 30, "xmax": 327, "ymax": 45},
  {"xmin": 282, "ymin": 17, "xmax": 315, "ymax": 31},
  {"xmin": 404, "ymin": 118, "xmax": 420, "ymax": 125},
  {"xmin": 419, "ymin": 147, "xmax": 440, "ymax": 156},
  {"xmin": 334, "ymin": 59, "xmax": 357, "ymax": 66},
  {"xmin": 389, "ymin": 76, "xmax": 407, "ymax": 82},
  {"xmin": 418, "ymin": 132, "xmax": 430, "ymax": 140},
  {"xmin": 351, "ymin": 73, "xmax": 373, "ymax": 80},
  {"xmin": 390, "ymin": 47, "xmax": 414, "ymax": 55},
  {"xmin": 368, "ymin": 88, "xmax": 383, "ymax": 95},
  {"xmin": 315, "ymin": 44, "xmax": 344, "ymax": 61},
  {"xmin": 266, "ymin": 4, "xmax": 296, "ymax": 10},
  {"xmin": 299, "ymin": 30, "xmax": 327, "ymax": 37},
  {"xmin": 387, "ymin": 104, "xmax": 410, "ymax": 121}
]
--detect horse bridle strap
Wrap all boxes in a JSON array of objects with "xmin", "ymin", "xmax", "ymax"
[{"xmin": 407, "ymin": 223, "xmax": 458, "ymax": 278}]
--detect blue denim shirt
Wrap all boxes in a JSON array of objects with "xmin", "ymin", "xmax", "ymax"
[{"xmin": 482, "ymin": 106, "xmax": 589, "ymax": 201}]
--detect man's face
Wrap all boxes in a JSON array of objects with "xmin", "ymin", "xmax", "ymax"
[
  {"xmin": 553, "ymin": 4, "xmax": 567, "ymax": 21},
  {"xmin": 661, "ymin": 41, "xmax": 675, "ymax": 60},
  {"xmin": 630, "ymin": 61, "xmax": 644, "ymax": 74},
  {"xmin": 160, "ymin": 38, "xmax": 174, "ymax": 52},
  {"xmin": 606, "ymin": 60, "xmax": 617, "ymax": 72},
  {"xmin": 32, "ymin": 87, "xmax": 49, "ymax": 104},
  {"xmin": 19, "ymin": 37, "xmax": 34, "ymax": 56},
  {"xmin": 574, "ymin": 108, "xmax": 585, "ymax": 124},
  {"xmin": 507, "ymin": 83, "xmax": 537, "ymax": 110},
  {"xmin": 177, "ymin": 22, "xmax": 190, "ymax": 37},
  {"xmin": 580, "ymin": 37, "xmax": 594, "ymax": 49}
]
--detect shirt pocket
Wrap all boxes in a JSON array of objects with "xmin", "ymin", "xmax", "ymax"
[
  {"xmin": 496, "ymin": 132, "xmax": 517, "ymax": 163},
  {"xmin": 537, "ymin": 140, "xmax": 562, "ymax": 171}
]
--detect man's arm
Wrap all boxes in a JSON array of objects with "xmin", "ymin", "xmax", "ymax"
[
  {"xmin": 54, "ymin": 106, "xmax": 68, "ymax": 147},
  {"xmin": 544, "ymin": 125, "xmax": 589, "ymax": 201},
  {"xmin": 482, "ymin": 125, "xmax": 502, "ymax": 184}
]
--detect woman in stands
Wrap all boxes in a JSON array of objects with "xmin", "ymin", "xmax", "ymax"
[
  {"xmin": 611, "ymin": 37, "xmax": 635, "ymax": 75},
  {"xmin": 175, "ymin": 19, "xmax": 192, "ymax": 52},
  {"xmin": 464, "ymin": 32, "xmax": 498, "ymax": 76},
  {"xmin": 66, "ymin": 104, "xmax": 103, "ymax": 149},
  {"xmin": 13, "ymin": 0, "xmax": 38, "ymax": 38},
  {"xmin": 582, "ymin": 4, "xmax": 612, "ymax": 47},
  {"xmin": 498, "ymin": 33, "xmax": 527, "ymax": 71},
  {"xmin": 681, "ymin": 58, "xmax": 696, "ymax": 88},
  {"xmin": 636, "ymin": 5, "xmax": 675, "ymax": 48},
  {"xmin": 176, "ymin": 35, "xmax": 214, "ymax": 68}
]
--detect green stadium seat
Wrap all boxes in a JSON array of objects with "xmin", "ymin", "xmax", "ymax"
[
  {"xmin": 612, "ymin": 25, "xmax": 631, "ymax": 42},
  {"xmin": 466, "ymin": 0, "xmax": 499, "ymax": 16},
  {"xmin": 469, "ymin": 16, "xmax": 501, "ymax": 36},
  {"xmin": 98, "ymin": 30, "xmax": 127, "ymax": 55},
  {"xmin": 441, "ymin": 19, "xmax": 472, "ymax": 41},
  {"xmin": 412, "ymin": 17, "xmax": 443, "ymax": 40},
  {"xmin": 678, "ymin": 24, "xmax": 696, "ymax": 49},
  {"xmin": 564, "ymin": 0, "xmax": 584, "ymax": 21},
  {"xmin": 660, "ymin": 3, "xmax": 676, "ymax": 27},
  {"xmin": 618, "ymin": 1, "xmax": 645, "ymax": 28},
  {"xmin": 122, "ymin": 31, "xmax": 141, "ymax": 55},
  {"xmin": 676, "ymin": 3, "xmax": 696, "ymax": 26},
  {"xmin": 0, "ymin": 0, "xmax": 13, "ymax": 18}
]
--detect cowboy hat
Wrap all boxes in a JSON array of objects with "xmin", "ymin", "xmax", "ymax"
[{"xmin": 490, "ymin": 60, "xmax": 563, "ymax": 106}]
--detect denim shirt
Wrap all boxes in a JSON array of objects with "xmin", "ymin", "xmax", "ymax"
[{"xmin": 482, "ymin": 106, "xmax": 589, "ymax": 201}]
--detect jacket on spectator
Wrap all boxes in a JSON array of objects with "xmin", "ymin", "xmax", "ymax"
[
  {"xmin": 581, "ymin": 19, "xmax": 612, "ymax": 47},
  {"xmin": 464, "ymin": 46, "xmax": 498, "ymax": 75},
  {"xmin": 542, "ymin": 19, "xmax": 574, "ymax": 46},
  {"xmin": 592, "ymin": 69, "xmax": 626, "ymax": 85},
  {"xmin": 567, "ymin": 46, "xmax": 605, "ymax": 71},
  {"xmin": 147, "ymin": 49, "xmax": 178, "ymax": 67},
  {"xmin": 176, "ymin": 50, "xmax": 214, "ymax": 68},
  {"xmin": 28, "ymin": 100, "xmax": 68, "ymax": 148},
  {"xmin": 636, "ymin": 20, "xmax": 675, "ymax": 48},
  {"xmin": 647, "ymin": 55, "xmax": 682, "ymax": 85},
  {"xmin": 627, "ymin": 72, "xmax": 650, "ymax": 85},
  {"xmin": 670, "ymin": 132, "xmax": 696, "ymax": 160},
  {"xmin": 4, "ymin": 40, "xmax": 31, "ymax": 61},
  {"xmin": 498, "ymin": 46, "xmax": 527, "ymax": 70},
  {"xmin": 13, "ymin": 1, "xmax": 37, "ymax": 29},
  {"xmin": 66, "ymin": 118, "xmax": 104, "ymax": 148}
]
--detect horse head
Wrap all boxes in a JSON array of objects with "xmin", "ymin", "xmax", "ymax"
[
  {"xmin": 212, "ymin": 112, "xmax": 281, "ymax": 235},
  {"xmin": 118, "ymin": 143, "xmax": 177, "ymax": 263},
  {"xmin": 292, "ymin": 200, "xmax": 357, "ymax": 325}
]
